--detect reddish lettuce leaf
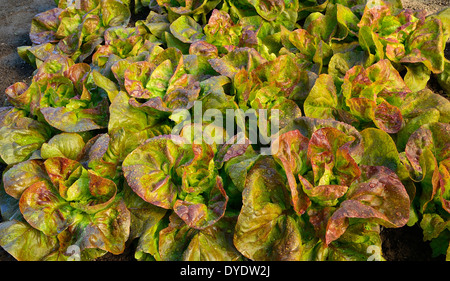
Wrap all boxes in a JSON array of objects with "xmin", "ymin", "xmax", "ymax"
[{"xmin": 326, "ymin": 165, "xmax": 410, "ymax": 244}]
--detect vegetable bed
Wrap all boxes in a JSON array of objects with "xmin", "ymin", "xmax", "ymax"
[{"xmin": 0, "ymin": 0, "xmax": 449, "ymax": 261}]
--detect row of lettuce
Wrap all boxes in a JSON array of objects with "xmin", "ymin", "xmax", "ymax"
[{"xmin": 0, "ymin": 0, "xmax": 449, "ymax": 260}]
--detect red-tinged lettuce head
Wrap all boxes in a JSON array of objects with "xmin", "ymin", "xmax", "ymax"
[
  {"xmin": 399, "ymin": 17, "xmax": 446, "ymax": 74},
  {"xmin": 122, "ymin": 135, "xmax": 227, "ymax": 230},
  {"xmin": 342, "ymin": 59, "xmax": 409, "ymax": 134},
  {"xmin": 204, "ymin": 10, "xmax": 242, "ymax": 54},
  {"xmin": 272, "ymin": 126, "xmax": 362, "ymax": 213},
  {"xmin": 29, "ymin": 7, "xmax": 63, "ymax": 45},
  {"xmin": 117, "ymin": 48, "xmax": 201, "ymax": 117},
  {"xmin": 233, "ymin": 156, "xmax": 303, "ymax": 261},
  {"xmin": 263, "ymin": 120, "xmax": 410, "ymax": 257},
  {"xmin": 133, "ymin": 210, "xmax": 243, "ymax": 261},
  {"xmin": 403, "ymin": 122, "xmax": 450, "ymax": 213},
  {"xmin": 304, "ymin": 59, "xmax": 410, "ymax": 133},
  {"xmin": 325, "ymin": 165, "xmax": 410, "ymax": 245},
  {"xmin": 22, "ymin": 0, "xmax": 131, "ymax": 64},
  {"xmin": 208, "ymin": 47, "xmax": 268, "ymax": 79},
  {"xmin": 357, "ymin": 1, "xmax": 447, "ymax": 91},
  {"xmin": 307, "ymin": 127, "xmax": 361, "ymax": 187},
  {"xmin": 156, "ymin": 0, "xmax": 221, "ymax": 17},
  {"xmin": 234, "ymin": 54, "xmax": 311, "ymax": 108},
  {"xmin": 91, "ymin": 26, "xmax": 162, "ymax": 70},
  {"xmin": 6, "ymin": 55, "xmax": 109, "ymax": 133},
  {"xmin": 0, "ymin": 157, "xmax": 130, "ymax": 260}
]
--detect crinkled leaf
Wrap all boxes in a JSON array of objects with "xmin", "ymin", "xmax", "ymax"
[
  {"xmin": 373, "ymin": 100, "xmax": 403, "ymax": 134},
  {"xmin": 307, "ymin": 127, "xmax": 361, "ymax": 187},
  {"xmin": 19, "ymin": 180, "xmax": 72, "ymax": 236},
  {"xmin": 128, "ymin": 73, "xmax": 200, "ymax": 115},
  {"xmin": 326, "ymin": 165, "xmax": 410, "ymax": 244},
  {"xmin": 43, "ymin": 157, "xmax": 118, "ymax": 213},
  {"xmin": 398, "ymin": 89, "xmax": 450, "ymax": 150},
  {"xmin": 3, "ymin": 160, "xmax": 49, "ymax": 199},
  {"xmin": 234, "ymin": 157, "xmax": 302, "ymax": 261},
  {"xmin": 180, "ymin": 215, "xmax": 242, "ymax": 261},
  {"xmin": 174, "ymin": 175, "xmax": 228, "ymax": 229},
  {"xmin": 208, "ymin": 47, "xmax": 267, "ymax": 78},
  {"xmin": 123, "ymin": 135, "xmax": 194, "ymax": 209},
  {"xmin": 304, "ymin": 74, "xmax": 338, "ymax": 119},
  {"xmin": 327, "ymin": 222, "xmax": 384, "ymax": 261},
  {"xmin": 0, "ymin": 220, "xmax": 58, "ymax": 261},
  {"xmin": 271, "ymin": 130, "xmax": 310, "ymax": 214},
  {"xmin": 101, "ymin": 0, "xmax": 131, "ymax": 27},
  {"xmin": 157, "ymin": 213, "xmax": 241, "ymax": 261},
  {"xmin": 5, "ymin": 82, "xmax": 40, "ymax": 114},
  {"xmin": 170, "ymin": 15, "xmax": 205, "ymax": 43},
  {"xmin": 41, "ymin": 133, "xmax": 85, "ymax": 160},
  {"xmin": 405, "ymin": 122, "xmax": 450, "ymax": 182},
  {"xmin": 124, "ymin": 61, "xmax": 158, "ymax": 99},
  {"xmin": 299, "ymin": 176, "xmax": 348, "ymax": 207},
  {"xmin": 40, "ymin": 105, "xmax": 107, "ymax": 132},
  {"xmin": 304, "ymin": 3, "xmax": 359, "ymax": 43},
  {"xmin": 401, "ymin": 17, "xmax": 445, "ymax": 73},
  {"xmin": 65, "ymin": 200, "xmax": 130, "ymax": 255},
  {"xmin": 280, "ymin": 117, "xmax": 364, "ymax": 164},
  {"xmin": 360, "ymin": 128, "xmax": 400, "ymax": 172},
  {"xmin": 204, "ymin": 9, "xmax": 242, "ymax": 53},
  {"xmin": 0, "ymin": 108, "xmax": 51, "ymax": 165},
  {"xmin": 30, "ymin": 8, "xmax": 63, "ymax": 45}
]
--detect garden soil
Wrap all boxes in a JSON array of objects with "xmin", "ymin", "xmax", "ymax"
[{"xmin": 0, "ymin": 0, "xmax": 449, "ymax": 261}]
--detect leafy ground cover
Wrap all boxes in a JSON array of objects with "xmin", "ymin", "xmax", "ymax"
[{"xmin": 0, "ymin": 0, "xmax": 449, "ymax": 261}]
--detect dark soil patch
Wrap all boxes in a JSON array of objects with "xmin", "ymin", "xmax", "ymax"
[
  {"xmin": 0, "ymin": 0, "xmax": 56, "ymax": 107},
  {"xmin": 381, "ymin": 225, "xmax": 444, "ymax": 261}
]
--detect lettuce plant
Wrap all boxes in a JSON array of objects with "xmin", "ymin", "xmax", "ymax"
[
  {"xmin": 19, "ymin": 0, "xmax": 131, "ymax": 66},
  {"xmin": 6, "ymin": 54, "xmax": 109, "ymax": 133},
  {"xmin": 0, "ymin": 0, "xmax": 450, "ymax": 261},
  {"xmin": 400, "ymin": 123, "xmax": 450, "ymax": 258},
  {"xmin": 0, "ymin": 157, "xmax": 130, "ymax": 260},
  {"xmin": 232, "ymin": 119, "xmax": 410, "ymax": 261}
]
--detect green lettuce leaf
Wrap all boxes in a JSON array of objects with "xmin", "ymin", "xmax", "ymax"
[
  {"xmin": 208, "ymin": 47, "xmax": 267, "ymax": 78},
  {"xmin": 397, "ymin": 88, "xmax": 450, "ymax": 150},
  {"xmin": 3, "ymin": 160, "xmax": 49, "ymax": 199},
  {"xmin": 15, "ymin": 157, "xmax": 131, "ymax": 255},
  {"xmin": 156, "ymin": 0, "xmax": 221, "ymax": 18},
  {"xmin": 170, "ymin": 16, "xmax": 205, "ymax": 43},
  {"xmin": 360, "ymin": 128, "xmax": 400, "ymax": 173},
  {"xmin": 325, "ymin": 165, "xmax": 410, "ymax": 244},
  {"xmin": 0, "ymin": 220, "xmax": 58, "ymax": 261},
  {"xmin": 304, "ymin": 74, "xmax": 338, "ymax": 119},
  {"xmin": 40, "ymin": 133, "xmax": 85, "ymax": 160},
  {"xmin": 123, "ymin": 135, "xmax": 227, "ymax": 229},
  {"xmin": 400, "ymin": 17, "xmax": 446, "ymax": 74},
  {"xmin": 234, "ymin": 157, "xmax": 303, "ymax": 261},
  {"xmin": 0, "ymin": 108, "xmax": 52, "ymax": 165},
  {"xmin": 154, "ymin": 213, "xmax": 242, "ymax": 261}
]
